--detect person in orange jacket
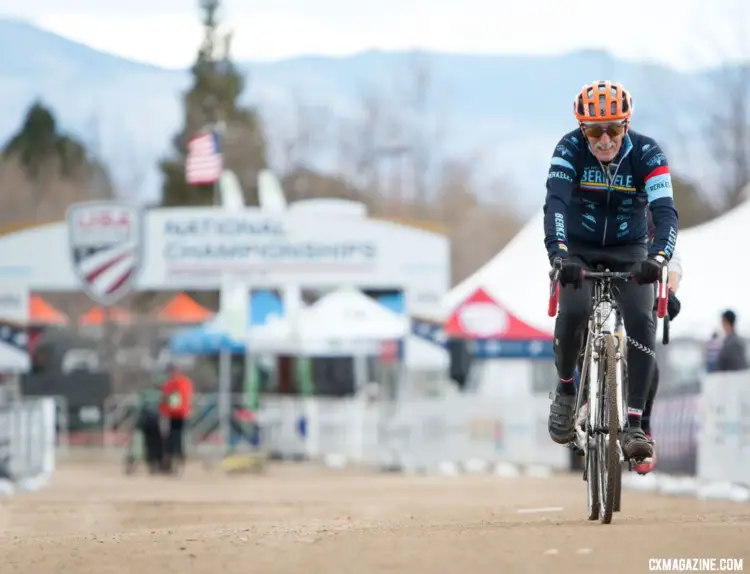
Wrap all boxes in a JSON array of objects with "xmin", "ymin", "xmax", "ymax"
[{"xmin": 160, "ymin": 363, "xmax": 194, "ymax": 469}]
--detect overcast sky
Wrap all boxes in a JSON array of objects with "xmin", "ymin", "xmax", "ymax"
[{"xmin": 1, "ymin": 0, "xmax": 748, "ymax": 69}]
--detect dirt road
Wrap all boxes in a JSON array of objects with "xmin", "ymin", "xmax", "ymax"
[{"xmin": 0, "ymin": 461, "xmax": 747, "ymax": 574}]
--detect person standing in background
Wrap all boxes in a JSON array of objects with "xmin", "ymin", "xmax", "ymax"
[
  {"xmin": 715, "ymin": 310, "xmax": 748, "ymax": 372},
  {"xmin": 705, "ymin": 331, "xmax": 723, "ymax": 372},
  {"xmin": 160, "ymin": 363, "xmax": 194, "ymax": 470},
  {"xmin": 137, "ymin": 382, "xmax": 164, "ymax": 473}
]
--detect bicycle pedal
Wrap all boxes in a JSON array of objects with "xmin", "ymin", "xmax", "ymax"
[{"xmin": 568, "ymin": 442, "xmax": 584, "ymax": 456}]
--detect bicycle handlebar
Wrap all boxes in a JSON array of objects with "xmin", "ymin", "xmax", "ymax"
[
  {"xmin": 580, "ymin": 270, "xmax": 632, "ymax": 281},
  {"xmin": 547, "ymin": 263, "xmax": 669, "ymax": 322}
]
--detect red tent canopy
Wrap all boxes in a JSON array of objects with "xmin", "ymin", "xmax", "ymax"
[
  {"xmin": 80, "ymin": 306, "xmax": 132, "ymax": 325},
  {"xmin": 155, "ymin": 293, "xmax": 214, "ymax": 324},
  {"xmin": 29, "ymin": 295, "xmax": 68, "ymax": 326},
  {"xmin": 444, "ymin": 287, "xmax": 551, "ymax": 340}
]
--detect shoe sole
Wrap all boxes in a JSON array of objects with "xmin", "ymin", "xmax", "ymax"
[
  {"xmin": 624, "ymin": 444, "xmax": 654, "ymax": 460},
  {"xmin": 549, "ymin": 429, "xmax": 575, "ymax": 444}
]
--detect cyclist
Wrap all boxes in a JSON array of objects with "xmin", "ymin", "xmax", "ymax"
[{"xmin": 544, "ymin": 80, "xmax": 679, "ymax": 461}]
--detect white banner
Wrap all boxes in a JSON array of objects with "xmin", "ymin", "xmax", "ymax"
[{"xmin": 0, "ymin": 206, "xmax": 449, "ymax": 310}]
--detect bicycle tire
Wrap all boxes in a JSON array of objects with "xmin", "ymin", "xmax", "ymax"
[
  {"xmin": 613, "ymin": 460, "xmax": 622, "ymax": 512},
  {"xmin": 586, "ymin": 444, "xmax": 600, "ymax": 520},
  {"xmin": 583, "ymin": 340, "xmax": 600, "ymax": 521},
  {"xmin": 598, "ymin": 333, "xmax": 620, "ymax": 524}
]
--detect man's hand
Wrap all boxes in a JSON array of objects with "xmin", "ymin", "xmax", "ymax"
[
  {"xmin": 667, "ymin": 290, "xmax": 681, "ymax": 320},
  {"xmin": 552, "ymin": 257, "xmax": 584, "ymax": 289},
  {"xmin": 631, "ymin": 256, "xmax": 663, "ymax": 285},
  {"xmin": 654, "ymin": 290, "xmax": 681, "ymax": 319}
]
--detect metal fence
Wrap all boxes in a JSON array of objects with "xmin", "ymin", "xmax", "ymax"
[{"xmin": 0, "ymin": 395, "xmax": 57, "ymax": 494}]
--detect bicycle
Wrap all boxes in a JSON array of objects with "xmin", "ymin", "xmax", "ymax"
[{"xmin": 547, "ymin": 261, "xmax": 669, "ymax": 524}]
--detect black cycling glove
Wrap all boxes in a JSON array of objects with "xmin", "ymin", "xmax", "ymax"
[
  {"xmin": 653, "ymin": 289, "xmax": 681, "ymax": 319},
  {"xmin": 667, "ymin": 290, "xmax": 681, "ymax": 320},
  {"xmin": 631, "ymin": 257, "xmax": 662, "ymax": 285},
  {"xmin": 552, "ymin": 257, "xmax": 584, "ymax": 289}
]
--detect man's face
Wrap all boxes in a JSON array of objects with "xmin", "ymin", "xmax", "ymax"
[
  {"xmin": 722, "ymin": 318, "xmax": 732, "ymax": 334},
  {"xmin": 581, "ymin": 121, "xmax": 627, "ymax": 163}
]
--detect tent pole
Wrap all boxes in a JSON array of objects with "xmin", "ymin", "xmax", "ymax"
[{"xmin": 217, "ymin": 348, "xmax": 231, "ymax": 455}]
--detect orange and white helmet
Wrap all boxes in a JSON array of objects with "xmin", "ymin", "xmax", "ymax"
[{"xmin": 574, "ymin": 80, "xmax": 633, "ymax": 123}]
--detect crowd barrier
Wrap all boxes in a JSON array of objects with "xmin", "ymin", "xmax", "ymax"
[
  {"xmin": 258, "ymin": 392, "xmax": 569, "ymax": 473},
  {"xmin": 0, "ymin": 397, "xmax": 57, "ymax": 495},
  {"xmin": 699, "ymin": 371, "xmax": 750, "ymax": 486},
  {"xmin": 651, "ymin": 391, "xmax": 699, "ymax": 475},
  {"xmin": 98, "ymin": 372, "xmax": 747, "ymax": 503}
]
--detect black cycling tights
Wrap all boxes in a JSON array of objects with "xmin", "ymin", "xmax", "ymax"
[{"xmin": 641, "ymin": 362, "xmax": 659, "ymax": 434}]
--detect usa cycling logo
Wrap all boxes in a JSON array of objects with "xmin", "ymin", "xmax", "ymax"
[{"xmin": 66, "ymin": 201, "xmax": 143, "ymax": 305}]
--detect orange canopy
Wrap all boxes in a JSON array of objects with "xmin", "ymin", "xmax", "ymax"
[
  {"xmin": 29, "ymin": 295, "xmax": 68, "ymax": 325},
  {"xmin": 80, "ymin": 305, "xmax": 132, "ymax": 326},
  {"xmin": 155, "ymin": 293, "xmax": 214, "ymax": 324}
]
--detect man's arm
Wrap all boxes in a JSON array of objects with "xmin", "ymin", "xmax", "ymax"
[
  {"xmin": 543, "ymin": 134, "xmax": 582, "ymax": 262},
  {"xmin": 641, "ymin": 140, "xmax": 679, "ymax": 260},
  {"xmin": 668, "ymin": 241, "xmax": 682, "ymax": 291}
]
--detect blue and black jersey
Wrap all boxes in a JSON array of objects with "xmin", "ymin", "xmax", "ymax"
[{"xmin": 543, "ymin": 129, "xmax": 678, "ymax": 261}]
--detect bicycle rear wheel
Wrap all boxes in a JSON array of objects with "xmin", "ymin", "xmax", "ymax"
[{"xmin": 596, "ymin": 333, "xmax": 620, "ymax": 524}]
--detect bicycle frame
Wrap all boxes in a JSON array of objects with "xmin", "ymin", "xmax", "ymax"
[{"xmin": 573, "ymin": 275, "xmax": 626, "ymax": 457}]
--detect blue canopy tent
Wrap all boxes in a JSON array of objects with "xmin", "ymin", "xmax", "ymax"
[
  {"xmin": 169, "ymin": 290, "xmax": 285, "ymax": 355},
  {"xmin": 167, "ymin": 290, "xmax": 286, "ymax": 452}
]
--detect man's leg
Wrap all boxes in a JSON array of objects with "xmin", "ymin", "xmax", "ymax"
[
  {"xmin": 549, "ymin": 269, "xmax": 592, "ymax": 444},
  {"xmin": 641, "ymin": 362, "xmax": 659, "ymax": 435},
  {"xmin": 617, "ymin": 280, "xmax": 657, "ymax": 459},
  {"xmin": 170, "ymin": 418, "xmax": 185, "ymax": 462},
  {"xmin": 634, "ymin": 362, "xmax": 659, "ymax": 473}
]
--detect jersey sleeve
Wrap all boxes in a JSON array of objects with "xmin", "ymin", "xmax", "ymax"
[
  {"xmin": 543, "ymin": 134, "xmax": 582, "ymax": 262},
  {"xmin": 641, "ymin": 140, "xmax": 679, "ymax": 260}
]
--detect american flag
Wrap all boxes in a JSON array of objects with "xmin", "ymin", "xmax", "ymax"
[{"xmin": 185, "ymin": 130, "xmax": 223, "ymax": 185}]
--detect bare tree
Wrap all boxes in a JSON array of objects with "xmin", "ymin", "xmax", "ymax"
[
  {"xmin": 688, "ymin": 1, "xmax": 750, "ymax": 210},
  {"xmin": 325, "ymin": 52, "xmax": 523, "ymax": 284},
  {"xmin": 706, "ymin": 64, "xmax": 750, "ymax": 208}
]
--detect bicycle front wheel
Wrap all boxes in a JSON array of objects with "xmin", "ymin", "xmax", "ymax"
[{"xmin": 596, "ymin": 333, "xmax": 621, "ymax": 524}]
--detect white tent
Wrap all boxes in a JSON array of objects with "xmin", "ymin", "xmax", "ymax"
[
  {"xmin": 442, "ymin": 209, "xmax": 554, "ymax": 336},
  {"xmin": 0, "ymin": 344, "xmax": 29, "ymax": 372},
  {"xmin": 668, "ymin": 199, "xmax": 750, "ymax": 339},
  {"xmin": 251, "ymin": 286, "xmax": 408, "ymax": 356},
  {"xmin": 405, "ymin": 335, "xmax": 448, "ymax": 371},
  {"xmin": 442, "ymin": 197, "xmax": 750, "ymax": 342}
]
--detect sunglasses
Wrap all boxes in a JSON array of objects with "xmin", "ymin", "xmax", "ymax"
[{"xmin": 582, "ymin": 123, "xmax": 627, "ymax": 138}]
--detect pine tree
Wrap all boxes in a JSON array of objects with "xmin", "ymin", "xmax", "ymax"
[
  {"xmin": 1, "ymin": 100, "xmax": 113, "ymax": 210},
  {"xmin": 4, "ymin": 101, "xmax": 88, "ymax": 179},
  {"xmin": 160, "ymin": 0, "xmax": 267, "ymax": 207}
]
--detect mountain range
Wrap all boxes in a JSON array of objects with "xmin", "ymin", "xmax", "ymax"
[{"xmin": 0, "ymin": 18, "xmax": 729, "ymax": 211}]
